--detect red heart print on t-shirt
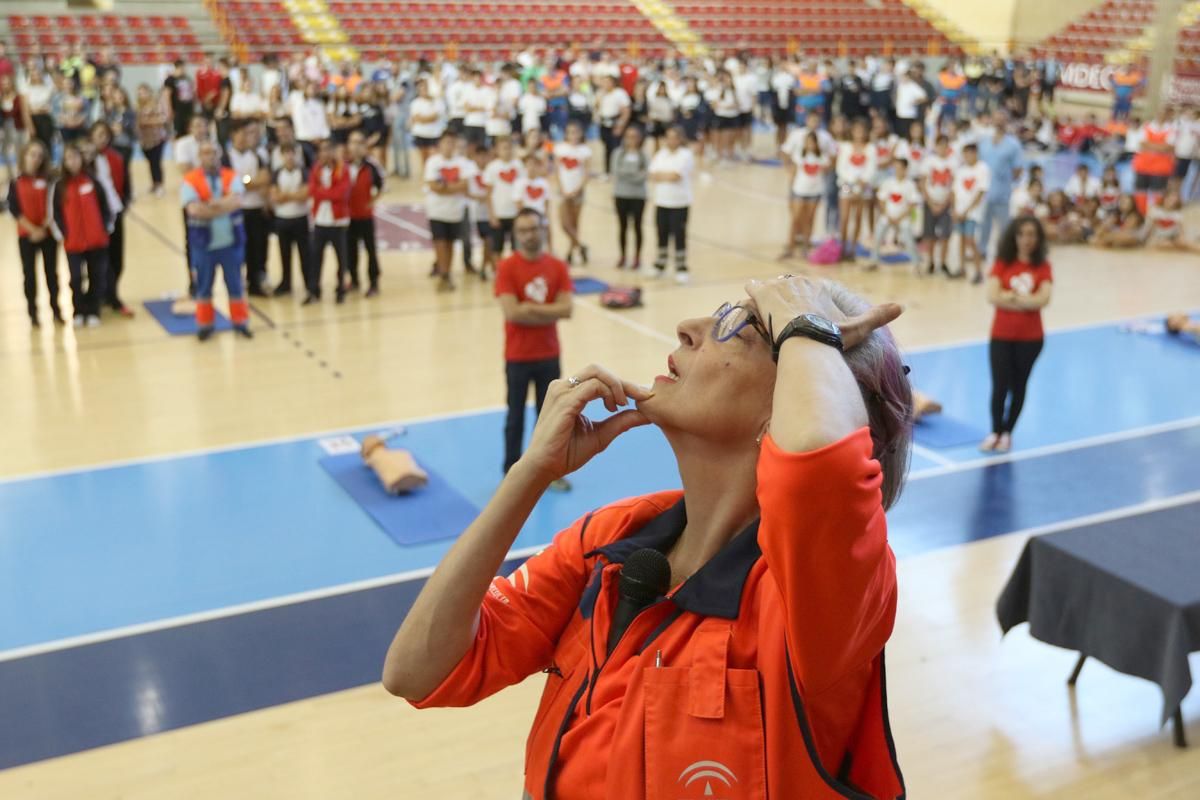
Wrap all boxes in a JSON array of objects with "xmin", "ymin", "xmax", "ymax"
[
  {"xmin": 526, "ymin": 185, "xmax": 545, "ymax": 200},
  {"xmin": 889, "ymin": 193, "xmax": 903, "ymax": 204},
  {"xmin": 561, "ymin": 156, "xmax": 580, "ymax": 169},
  {"xmin": 910, "ymin": 148, "xmax": 923, "ymax": 161},
  {"xmin": 931, "ymin": 168, "xmax": 951, "ymax": 185},
  {"xmin": 439, "ymin": 167, "xmax": 459, "ymax": 183},
  {"xmin": 802, "ymin": 162, "xmax": 820, "ymax": 175},
  {"xmin": 499, "ymin": 168, "xmax": 518, "ymax": 183},
  {"xmin": 850, "ymin": 153, "xmax": 866, "ymax": 167},
  {"xmin": 963, "ymin": 178, "xmax": 976, "ymax": 191},
  {"xmin": 1156, "ymin": 217, "xmax": 1176, "ymax": 229}
]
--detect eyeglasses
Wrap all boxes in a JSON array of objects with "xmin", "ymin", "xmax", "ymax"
[{"xmin": 712, "ymin": 302, "xmax": 771, "ymax": 346}]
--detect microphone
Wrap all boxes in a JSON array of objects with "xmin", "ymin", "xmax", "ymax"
[{"xmin": 606, "ymin": 547, "xmax": 672, "ymax": 657}]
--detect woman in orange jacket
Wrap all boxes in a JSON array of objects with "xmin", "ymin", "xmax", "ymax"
[{"xmin": 384, "ymin": 275, "xmax": 912, "ymax": 800}]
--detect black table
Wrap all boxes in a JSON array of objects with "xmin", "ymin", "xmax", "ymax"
[{"xmin": 996, "ymin": 500, "xmax": 1200, "ymax": 748}]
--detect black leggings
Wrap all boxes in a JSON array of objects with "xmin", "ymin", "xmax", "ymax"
[
  {"xmin": 310, "ymin": 226, "xmax": 348, "ymax": 296},
  {"xmin": 274, "ymin": 215, "xmax": 312, "ymax": 293},
  {"xmin": 989, "ymin": 338, "xmax": 1043, "ymax": 435},
  {"xmin": 144, "ymin": 141, "xmax": 165, "ymax": 187},
  {"xmin": 67, "ymin": 248, "xmax": 108, "ymax": 318},
  {"xmin": 655, "ymin": 205, "xmax": 689, "ymax": 272},
  {"xmin": 614, "ymin": 196, "xmax": 645, "ymax": 262},
  {"xmin": 105, "ymin": 211, "xmax": 125, "ymax": 308},
  {"xmin": 600, "ymin": 125, "xmax": 619, "ymax": 173},
  {"xmin": 19, "ymin": 236, "xmax": 60, "ymax": 318},
  {"xmin": 490, "ymin": 217, "xmax": 515, "ymax": 256}
]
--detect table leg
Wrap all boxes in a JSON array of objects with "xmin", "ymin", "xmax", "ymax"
[
  {"xmin": 1174, "ymin": 707, "xmax": 1188, "ymax": 749},
  {"xmin": 1067, "ymin": 653, "xmax": 1087, "ymax": 686}
]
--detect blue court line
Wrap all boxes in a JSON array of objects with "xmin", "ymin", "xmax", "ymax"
[{"xmin": 3, "ymin": 432, "xmax": 1199, "ymax": 771}]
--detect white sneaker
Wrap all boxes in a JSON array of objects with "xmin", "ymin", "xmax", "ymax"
[
  {"xmin": 73, "ymin": 315, "xmax": 84, "ymax": 328},
  {"xmin": 86, "ymin": 315, "xmax": 101, "ymax": 328},
  {"xmin": 674, "ymin": 271, "xmax": 691, "ymax": 285}
]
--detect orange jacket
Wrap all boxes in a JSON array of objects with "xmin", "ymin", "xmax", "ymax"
[{"xmin": 412, "ymin": 429, "xmax": 904, "ymax": 799}]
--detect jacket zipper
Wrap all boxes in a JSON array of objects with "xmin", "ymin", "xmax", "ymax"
[{"xmin": 585, "ymin": 596, "xmax": 671, "ymax": 716}]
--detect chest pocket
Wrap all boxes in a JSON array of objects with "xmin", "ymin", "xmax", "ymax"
[{"xmin": 643, "ymin": 622, "xmax": 767, "ymax": 800}]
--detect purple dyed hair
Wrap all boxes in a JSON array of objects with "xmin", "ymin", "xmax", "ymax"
[{"xmin": 828, "ymin": 282, "xmax": 914, "ymax": 510}]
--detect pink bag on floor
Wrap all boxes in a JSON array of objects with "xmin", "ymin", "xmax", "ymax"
[{"xmin": 807, "ymin": 238, "xmax": 843, "ymax": 265}]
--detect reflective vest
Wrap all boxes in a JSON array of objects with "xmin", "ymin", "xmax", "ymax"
[
  {"xmin": 1132, "ymin": 124, "xmax": 1176, "ymax": 177},
  {"xmin": 183, "ymin": 167, "xmax": 245, "ymax": 252},
  {"xmin": 938, "ymin": 71, "xmax": 966, "ymax": 101}
]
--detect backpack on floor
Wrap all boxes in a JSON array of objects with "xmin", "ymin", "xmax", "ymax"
[{"xmin": 600, "ymin": 286, "xmax": 643, "ymax": 309}]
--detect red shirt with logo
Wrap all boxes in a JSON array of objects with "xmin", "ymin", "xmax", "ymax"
[
  {"xmin": 990, "ymin": 259, "xmax": 1052, "ymax": 340},
  {"xmin": 494, "ymin": 252, "xmax": 573, "ymax": 362}
]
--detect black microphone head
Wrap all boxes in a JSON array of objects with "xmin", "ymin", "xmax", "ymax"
[{"xmin": 619, "ymin": 548, "xmax": 672, "ymax": 604}]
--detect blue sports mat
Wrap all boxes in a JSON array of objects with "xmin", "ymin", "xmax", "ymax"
[
  {"xmin": 913, "ymin": 414, "xmax": 989, "ymax": 449},
  {"xmin": 572, "ymin": 277, "xmax": 610, "ymax": 294},
  {"xmin": 319, "ymin": 452, "xmax": 480, "ymax": 547},
  {"xmin": 143, "ymin": 299, "xmax": 232, "ymax": 335}
]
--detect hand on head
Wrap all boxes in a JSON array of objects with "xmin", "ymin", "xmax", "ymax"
[{"xmin": 743, "ymin": 275, "xmax": 902, "ymax": 351}]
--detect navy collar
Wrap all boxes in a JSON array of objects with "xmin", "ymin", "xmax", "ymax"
[{"xmin": 584, "ymin": 499, "xmax": 762, "ymax": 620}]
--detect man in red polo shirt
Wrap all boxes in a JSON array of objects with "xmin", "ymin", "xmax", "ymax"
[{"xmin": 495, "ymin": 208, "xmax": 574, "ymax": 490}]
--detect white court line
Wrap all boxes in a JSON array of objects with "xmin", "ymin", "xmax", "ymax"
[
  {"xmin": 910, "ymin": 444, "xmax": 955, "ymax": 468},
  {"xmin": 573, "ymin": 300, "xmax": 677, "ymax": 345},
  {"xmin": 0, "ymin": 543, "xmax": 546, "ymax": 664},
  {"xmin": 7, "ymin": 487, "xmax": 1200, "ymax": 664},
  {"xmin": 906, "ymin": 414, "xmax": 1200, "ymax": 481},
  {"xmin": 374, "ymin": 205, "xmax": 432, "ymax": 239},
  {"xmin": 0, "ymin": 404, "xmax": 503, "ymax": 486}
]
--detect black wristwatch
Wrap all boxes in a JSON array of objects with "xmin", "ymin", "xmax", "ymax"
[{"xmin": 772, "ymin": 313, "xmax": 843, "ymax": 362}]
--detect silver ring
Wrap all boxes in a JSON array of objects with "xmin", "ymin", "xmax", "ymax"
[{"xmin": 567, "ymin": 376, "xmax": 582, "ymax": 388}]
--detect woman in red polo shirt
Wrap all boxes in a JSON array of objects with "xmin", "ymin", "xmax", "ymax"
[
  {"xmin": 384, "ymin": 275, "xmax": 912, "ymax": 800},
  {"xmin": 981, "ymin": 216, "xmax": 1053, "ymax": 454}
]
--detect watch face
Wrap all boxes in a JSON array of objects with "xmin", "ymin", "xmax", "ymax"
[{"xmin": 804, "ymin": 313, "xmax": 840, "ymax": 336}]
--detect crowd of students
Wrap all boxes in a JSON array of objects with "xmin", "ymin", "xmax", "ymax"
[{"xmin": 3, "ymin": 40, "xmax": 1198, "ymax": 329}]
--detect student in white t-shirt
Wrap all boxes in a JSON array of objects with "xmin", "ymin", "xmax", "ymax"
[
  {"xmin": 648, "ymin": 125, "xmax": 695, "ymax": 283},
  {"xmin": 513, "ymin": 153, "xmax": 554, "ymax": 252},
  {"xmin": 482, "ymin": 136, "xmax": 527, "ymax": 257},
  {"xmin": 868, "ymin": 116, "xmax": 896, "ymax": 239},
  {"xmin": 1062, "ymin": 163, "xmax": 1100, "ymax": 207},
  {"xmin": 408, "ymin": 79, "xmax": 446, "ymax": 166},
  {"xmin": 920, "ymin": 134, "xmax": 957, "ymax": 276},
  {"xmin": 518, "ymin": 82, "xmax": 548, "ymax": 138},
  {"xmin": 835, "ymin": 118, "xmax": 877, "ymax": 262},
  {"xmin": 870, "ymin": 158, "xmax": 920, "ymax": 270},
  {"xmin": 553, "ymin": 119, "xmax": 591, "ymax": 265},
  {"xmin": 594, "ymin": 74, "xmax": 631, "ymax": 176},
  {"xmin": 423, "ymin": 131, "xmax": 477, "ymax": 292},
  {"xmin": 781, "ymin": 129, "xmax": 831, "ymax": 260},
  {"xmin": 269, "ymin": 142, "xmax": 312, "ymax": 297},
  {"xmin": 467, "ymin": 143, "xmax": 496, "ymax": 279},
  {"xmin": 951, "ymin": 143, "xmax": 991, "ymax": 282}
]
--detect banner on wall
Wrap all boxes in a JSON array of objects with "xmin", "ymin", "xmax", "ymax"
[
  {"xmin": 1165, "ymin": 71, "xmax": 1200, "ymax": 106},
  {"xmin": 1058, "ymin": 62, "xmax": 1115, "ymax": 93}
]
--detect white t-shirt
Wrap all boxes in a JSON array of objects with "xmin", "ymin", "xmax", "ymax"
[
  {"xmin": 409, "ymin": 96, "xmax": 445, "ymax": 139},
  {"xmin": 894, "ymin": 138, "xmax": 928, "ymax": 173},
  {"xmin": 781, "ymin": 126, "xmax": 837, "ymax": 162},
  {"xmin": 895, "ymin": 80, "xmax": 927, "ymax": 119},
  {"xmin": 836, "ymin": 143, "xmax": 877, "ymax": 187},
  {"xmin": 446, "ymin": 80, "xmax": 469, "ymax": 120},
  {"xmin": 1063, "ymin": 173, "xmax": 1101, "ymax": 204},
  {"xmin": 734, "ymin": 72, "xmax": 759, "ymax": 112},
  {"xmin": 597, "ymin": 88, "xmax": 631, "ymax": 122},
  {"xmin": 554, "ymin": 142, "xmax": 591, "ymax": 195},
  {"xmin": 649, "ymin": 146, "xmax": 695, "ymax": 208},
  {"xmin": 468, "ymin": 167, "xmax": 491, "ymax": 218},
  {"xmin": 174, "ymin": 135, "xmax": 204, "ymax": 170},
  {"xmin": 1175, "ymin": 118, "xmax": 1199, "ymax": 158},
  {"xmin": 514, "ymin": 176, "xmax": 551, "ymax": 215},
  {"xmin": 422, "ymin": 154, "xmax": 477, "ymax": 222},
  {"xmin": 771, "ymin": 70, "xmax": 795, "ymax": 107},
  {"xmin": 292, "ymin": 96, "xmax": 330, "ymax": 142},
  {"xmin": 791, "ymin": 153, "xmax": 828, "ymax": 196},
  {"xmin": 22, "ymin": 78, "xmax": 54, "ymax": 113},
  {"xmin": 231, "ymin": 91, "xmax": 267, "ymax": 117},
  {"xmin": 272, "ymin": 166, "xmax": 308, "ymax": 219},
  {"xmin": 519, "ymin": 94, "xmax": 547, "ymax": 133},
  {"xmin": 1009, "ymin": 186, "xmax": 1040, "ymax": 218},
  {"xmin": 464, "ymin": 83, "xmax": 495, "ymax": 128},
  {"xmin": 877, "ymin": 176, "xmax": 920, "ymax": 221},
  {"xmin": 920, "ymin": 153, "xmax": 956, "ymax": 206},
  {"xmin": 1147, "ymin": 206, "xmax": 1182, "ymax": 239},
  {"xmin": 483, "ymin": 158, "xmax": 526, "ymax": 219},
  {"xmin": 952, "ymin": 161, "xmax": 991, "ymax": 221},
  {"xmin": 226, "ymin": 146, "xmax": 269, "ymax": 209}
]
